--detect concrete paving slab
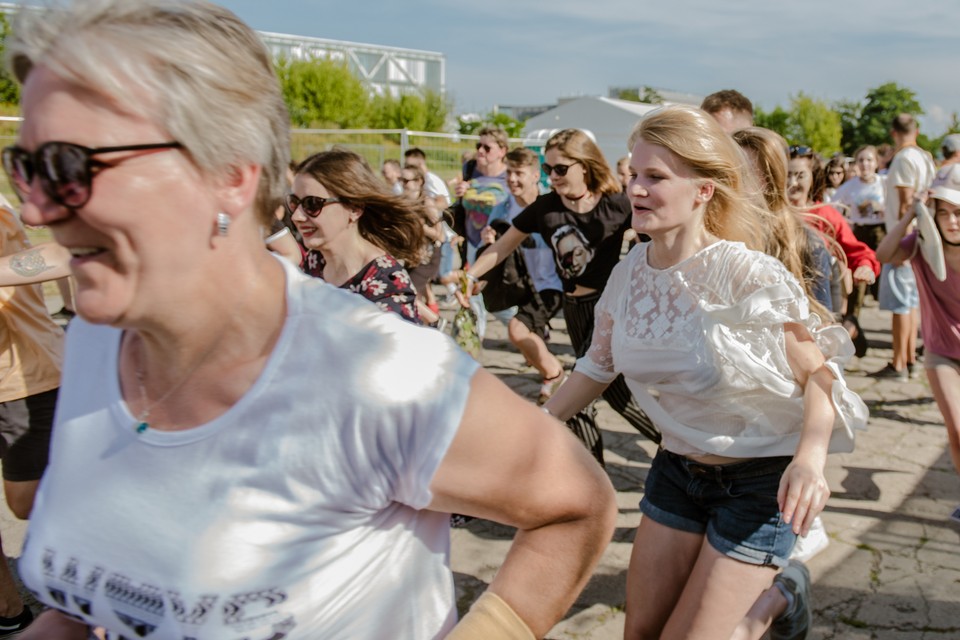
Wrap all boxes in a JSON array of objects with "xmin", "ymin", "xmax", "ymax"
[{"xmin": 2, "ymin": 294, "xmax": 957, "ymax": 639}]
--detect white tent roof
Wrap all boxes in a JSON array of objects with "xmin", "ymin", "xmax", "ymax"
[{"xmin": 522, "ymin": 96, "xmax": 661, "ymax": 167}]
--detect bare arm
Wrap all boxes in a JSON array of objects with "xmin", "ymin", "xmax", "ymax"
[
  {"xmin": 778, "ymin": 322, "xmax": 835, "ymax": 536},
  {"xmin": 19, "ymin": 610, "xmax": 90, "ymax": 639},
  {"xmin": 431, "ymin": 369, "xmax": 617, "ymax": 637},
  {"xmin": 466, "ymin": 226, "xmax": 529, "ymax": 282},
  {"xmin": 875, "ymin": 203, "xmax": 916, "ymax": 264},
  {"xmin": 897, "ymin": 186, "xmax": 916, "ymax": 219},
  {"xmin": 0, "ymin": 242, "xmax": 72, "ymax": 285},
  {"xmin": 542, "ymin": 371, "xmax": 610, "ymax": 422}
]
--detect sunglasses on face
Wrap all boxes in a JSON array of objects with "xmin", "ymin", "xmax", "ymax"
[
  {"xmin": 2, "ymin": 141, "xmax": 182, "ymax": 209},
  {"xmin": 284, "ymin": 193, "xmax": 341, "ymax": 218},
  {"xmin": 475, "ymin": 142, "xmax": 497, "ymax": 153},
  {"xmin": 541, "ymin": 161, "xmax": 581, "ymax": 177}
]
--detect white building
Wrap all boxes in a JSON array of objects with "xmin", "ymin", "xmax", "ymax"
[
  {"xmin": 523, "ymin": 96, "xmax": 661, "ymax": 167},
  {"xmin": 259, "ymin": 32, "xmax": 445, "ymax": 99}
]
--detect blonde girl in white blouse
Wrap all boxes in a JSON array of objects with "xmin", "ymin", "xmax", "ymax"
[{"xmin": 544, "ymin": 106, "xmax": 866, "ymax": 639}]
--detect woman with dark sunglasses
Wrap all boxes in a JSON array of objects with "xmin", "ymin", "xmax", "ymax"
[
  {"xmin": 822, "ymin": 154, "xmax": 848, "ymax": 203},
  {"xmin": 291, "ymin": 148, "xmax": 424, "ymax": 324},
  {"xmin": 462, "ymin": 128, "xmax": 660, "ymax": 462},
  {"xmin": 6, "ymin": 2, "xmax": 617, "ymax": 639}
]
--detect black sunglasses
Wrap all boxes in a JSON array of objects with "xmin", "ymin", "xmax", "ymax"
[
  {"xmin": 541, "ymin": 161, "xmax": 581, "ymax": 177},
  {"xmin": 475, "ymin": 142, "xmax": 495, "ymax": 152},
  {"xmin": 2, "ymin": 141, "xmax": 182, "ymax": 208},
  {"xmin": 285, "ymin": 193, "xmax": 341, "ymax": 218},
  {"xmin": 788, "ymin": 145, "xmax": 814, "ymax": 157}
]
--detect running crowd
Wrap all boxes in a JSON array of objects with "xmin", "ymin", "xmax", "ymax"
[{"xmin": 0, "ymin": 1, "xmax": 957, "ymax": 639}]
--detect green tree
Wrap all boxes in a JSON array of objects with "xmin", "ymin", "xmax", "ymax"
[
  {"xmin": 275, "ymin": 57, "xmax": 369, "ymax": 128},
  {"xmin": 786, "ymin": 93, "xmax": 842, "ymax": 154},
  {"xmin": 457, "ymin": 111, "xmax": 524, "ymax": 138},
  {"xmin": 484, "ymin": 112, "xmax": 525, "ymax": 138},
  {"xmin": 0, "ymin": 14, "xmax": 20, "ymax": 105},
  {"xmin": 421, "ymin": 90, "xmax": 449, "ymax": 132},
  {"xmin": 929, "ymin": 112, "xmax": 960, "ymax": 156},
  {"xmin": 370, "ymin": 90, "xmax": 449, "ymax": 131},
  {"xmin": 845, "ymin": 82, "xmax": 923, "ymax": 151},
  {"xmin": 834, "ymin": 99, "xmax": 862, "ymax": 154},
  {"xmin": 754, "ymin": 105, "xmax": 791, "ymax": 139},
  {"xmin": 370, "ymin": 93, "xmax": 425, "ymax": 130},
  {"xmin": 616, "ymin": 85, "xmax": 663, "ymax": 105},
  {"xmin": 457, "ymin": 114, "xmax": 482, "ymax": 136}
]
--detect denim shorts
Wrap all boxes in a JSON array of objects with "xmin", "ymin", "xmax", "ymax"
[
  {"xmin": 640, "ymin": 449, "xmax": 797, "ymax": 568},
  {"xmin": 878, "ymin": 263, "xmax": 919, "ymax": 313}
]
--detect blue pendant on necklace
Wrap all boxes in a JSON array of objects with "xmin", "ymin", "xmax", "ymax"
[{"xmin": 136, "ymin": 422, "xmax": 149, "ymax": 434}]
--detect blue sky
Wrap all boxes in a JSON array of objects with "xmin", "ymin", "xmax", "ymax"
[{"xmin": 218, "ymin": 0, "xmax": 957, "ymax": 135}]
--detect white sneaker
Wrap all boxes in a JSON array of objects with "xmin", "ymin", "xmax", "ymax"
[{"xmin": 790, "ymin": 516, "xmax": 830, "ymax": 562}]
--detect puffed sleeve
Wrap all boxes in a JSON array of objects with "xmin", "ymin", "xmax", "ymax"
[{"xmin": 701, "ymin": 254, "xmax": 866, "ymax": 448}]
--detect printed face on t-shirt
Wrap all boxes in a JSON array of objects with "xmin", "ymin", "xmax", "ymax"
[{"xmin": 551, "ymin": 225, "xmax": 594, "ymax": 278}]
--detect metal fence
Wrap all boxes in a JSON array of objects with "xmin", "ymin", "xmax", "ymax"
[
  {"xmin": 0, "ymin": 119, "xmax": 544, "ymax": 199},
  {"xmin": 291, "ymin": 128, "xmax": 543, "ymax": 183}
]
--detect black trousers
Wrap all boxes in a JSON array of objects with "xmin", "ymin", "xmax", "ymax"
[{"xmin": 562, "ymin": 292, "xmax": 661, "ymax": 464}]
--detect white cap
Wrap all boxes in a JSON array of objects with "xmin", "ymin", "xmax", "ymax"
[{"xmin": 930, "ymin": 163, "xmax": 960, "ymax": 206}]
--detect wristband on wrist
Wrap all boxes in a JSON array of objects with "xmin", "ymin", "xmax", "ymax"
[
  {"xmin": 446, "ymin": 591, "xmax": 535, "ymax": 640},
  {"xmin": 466, "ymin": 273, "xmax": 478, "ymax": 284}
]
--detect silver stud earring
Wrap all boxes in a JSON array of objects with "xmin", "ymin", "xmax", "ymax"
[{"xmin": 216, "ymin": 212, "xmax": 230, "ymax": 237}]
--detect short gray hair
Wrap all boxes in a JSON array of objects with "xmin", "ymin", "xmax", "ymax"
[{"xmin": 7, "ymin": 0, "xmax": 290, "ymax": 226}]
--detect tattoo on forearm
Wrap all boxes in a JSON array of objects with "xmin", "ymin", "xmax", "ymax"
[{"xmin": 10, "ymin": 248, "xmax": 55, "ymax": 278}]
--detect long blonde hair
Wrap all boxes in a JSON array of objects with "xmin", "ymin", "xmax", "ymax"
[
  {"xmin": 628, "ymin": 105, "xmax": 770, "ymax": 251},
  {"xmin": 733, "ymin": 126, "xmax": 835, "ymax": 319}
]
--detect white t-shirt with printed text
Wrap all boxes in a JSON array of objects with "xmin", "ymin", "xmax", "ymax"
[{"xmin": 19, "ymin": 258, "xmax": 479, "ymax": 640}]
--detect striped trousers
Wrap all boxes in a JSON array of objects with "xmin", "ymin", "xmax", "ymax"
[{"xmin": 562, "ymin": 291, "xmax": 661, "ymax": 463}]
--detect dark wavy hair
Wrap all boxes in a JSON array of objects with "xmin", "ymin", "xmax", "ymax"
[{"xmin": 296, "ymin": 148, "xmax": 426, "ymax": 264}]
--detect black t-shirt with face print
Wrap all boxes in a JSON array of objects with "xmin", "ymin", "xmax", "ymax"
[{"xmin": 512, "ymin": 191, "xmax": 632, "ymax": 293}]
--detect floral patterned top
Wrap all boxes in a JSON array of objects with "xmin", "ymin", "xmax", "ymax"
[{"xmin": 304, "ymin": 251, "xmax": 420, "ymax": 324}]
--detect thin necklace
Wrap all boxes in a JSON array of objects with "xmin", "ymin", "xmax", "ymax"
[{"xmin": 130, "ymin": 335, "xmax": 219, "ymax": 434}]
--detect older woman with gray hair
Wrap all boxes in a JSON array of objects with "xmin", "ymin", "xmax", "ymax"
[{"xmin": 5, "ymin": 1, "xmax": 616, "ymax": 638}]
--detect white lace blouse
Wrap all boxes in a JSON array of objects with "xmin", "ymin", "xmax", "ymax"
[{"xmin": 578, "ymin": 241, "xmax": 867, "ymax": 458}]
